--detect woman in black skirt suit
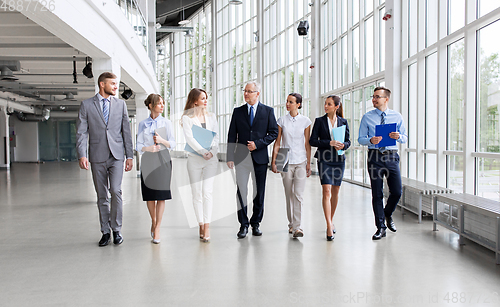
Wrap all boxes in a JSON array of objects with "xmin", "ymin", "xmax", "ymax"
[
  {"xmin": 136, "ymin": 94, "xmax": 176, "ymax": 243},
  {"xmin": 310, "ymin": 95, "xmax": 350, "ymax": 241}
]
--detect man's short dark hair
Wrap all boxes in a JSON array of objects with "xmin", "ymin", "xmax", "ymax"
[
  {"xmin": 374, "ymin": 86, "xmax": 391, "ymax": 99},
  {"xmin": 97, "ymin": 72, "xmax": 118, "ymax": 87}
]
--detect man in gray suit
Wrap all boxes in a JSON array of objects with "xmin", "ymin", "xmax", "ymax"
[{"xmin": 76, "ymin": 72, "xmax": 134, "ymax": 247}]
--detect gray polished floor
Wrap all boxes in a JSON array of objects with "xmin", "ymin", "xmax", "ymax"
[{"xmin": 1, "ymin": 159, "xmax": 499, "ymax": 307}]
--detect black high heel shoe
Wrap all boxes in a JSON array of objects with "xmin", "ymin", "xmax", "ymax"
[{"xmin": 326, "ymin": 229, "xmax": 334, "ymax": 241}]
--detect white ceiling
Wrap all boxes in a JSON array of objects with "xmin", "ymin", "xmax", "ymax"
[{"xmin": 0, "ymin": 11, "xmax": 133, "ymax": 114}]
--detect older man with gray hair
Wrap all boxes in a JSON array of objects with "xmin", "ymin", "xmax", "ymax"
[{"xmin": 227, "ymin": 81, "xmax": 279, "ymax": 239}]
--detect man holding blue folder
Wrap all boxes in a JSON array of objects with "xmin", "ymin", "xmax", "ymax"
[{"xmin": 358, "ymin": 87, "xmax": 407, "ymax": 240}]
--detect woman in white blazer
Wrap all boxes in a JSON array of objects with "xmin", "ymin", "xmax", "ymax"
[{"xmin": 181, "ymin": 88, "xmax": 219, "ymax": 242}]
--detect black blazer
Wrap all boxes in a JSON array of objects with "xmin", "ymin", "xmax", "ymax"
[
  {"xmin": 309, "ymin": 114, "xmax": 351, "ymax": 163},
  {"xmin": 227, "ymin": 102, "xmax": 279, "ymax": 165}
]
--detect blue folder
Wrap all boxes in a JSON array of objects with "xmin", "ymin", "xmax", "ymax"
[
  {"xmin": 375, "ymin": 123, "xmax": 397, "ymax": 147},
  {"xmin": 184, "ymin": 125, "xmax": 216, "ymax": 156},
  {"xmin": 332, "ymin": 125, "xmax": 346, "ymax": 155}
]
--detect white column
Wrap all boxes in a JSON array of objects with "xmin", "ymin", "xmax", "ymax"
[
  {"xmin": 0, "ymin": 107, "xmax": 9, "ymax": 169},
  {"xmin": 92, "ymin": 58, "xmax": 122, "ymax": 95},
  {"xmin": 384, "ymin": 0, "xmax": 402, "ymax": 113},
  {"xmin": 147, "ymin": 0, "xmax": 157, "ymax": 69},
  {"xmin": 310, "ymin": 0, "xmax": 322, "ymax": 119},
  {"xmin": 135, "ymin": 93, "xmax": 149, "ymax": 177}
]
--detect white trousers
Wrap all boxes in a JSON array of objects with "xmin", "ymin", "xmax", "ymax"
[
  {"xmin": 187, "ymin": 154, "xmax": 218, "ymax": 224},
  {"xmin": 281, "ymin": 161, "xmax": 307, "ymax": 231}
]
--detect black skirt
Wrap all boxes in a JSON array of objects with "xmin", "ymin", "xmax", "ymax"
[
  {"xmin": 141, "ymin": 173, "xmax": 171, "ymax": 201},
  {"xmin": 140, "ymin": 151, "xmax": 172, "ymax": 201}
]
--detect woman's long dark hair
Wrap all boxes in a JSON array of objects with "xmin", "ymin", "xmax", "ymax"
[
  {"xmin": 327, "ymin": 95, "xmax": 343, "ymax": 118},
  {"xmin": 183, "ymin": 88, "xmax": 208, "ymax": 117}
]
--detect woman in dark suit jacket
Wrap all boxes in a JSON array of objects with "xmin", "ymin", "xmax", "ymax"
[{"xmin": 310, "ymin": 95, "xmax": 350, "ymax": 241}]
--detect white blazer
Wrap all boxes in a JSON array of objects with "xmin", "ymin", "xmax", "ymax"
[{"xmin": 181, "ymin": 113, "xmax": 219, "ymax": 157}]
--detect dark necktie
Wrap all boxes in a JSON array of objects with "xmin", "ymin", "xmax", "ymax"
[
  {"xmin": 249, "ymin": 105, "xmax": 254, "ymax": 126},
  {"xmin": 103, "ymin": 98, "xmax": 109, "ymax": 124},
  {"xmin": 379, "ymin": 111, "xmax": 386, "ymax": 153}
]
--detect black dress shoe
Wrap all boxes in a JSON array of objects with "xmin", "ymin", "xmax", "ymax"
[
  {"xmin": 386, "ymin": 217, "xmax": 397, "ymax": 232},
  {"xmin": 372, "ymin": 228, "xmax": 387, "ymax": 240},
  {"xmin": 113, "ymin": 231, "xmax": 123, "ymax": 245},
  {"xmin": 98, "ymin": 233, "xmax": 111, "ymax": 247},
  {"xmin": 237, "ymin": 226, "xmax": 248, "ymax": 239},
  {"xmin": 252, "ymin": 226, "xmax": 262, "ymax": 236},
  {"xmin": 326, "ymin": 229, "xmax": 334, "ymax": 241}
]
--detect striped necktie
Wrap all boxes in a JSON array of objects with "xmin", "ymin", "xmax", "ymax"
[
  {"xmin": 379, "ymin": 111, "xmax": 386, "ymax": 153},
  {"xmin": 103, "ymin": 98, "xmax": 109, "ymax": 124}
]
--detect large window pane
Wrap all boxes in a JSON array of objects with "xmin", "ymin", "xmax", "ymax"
[
  {"xmin": 365, "ymin": 17, "xmax": 374, "ymax": 77},
  {"xmin": 425, "ymin": 52, "xmax": 438, "ymax": 150},
  {"xmin": 476, "ymin": 157, "xmax": 500, "ymax": 201},
  {"xmin": 379, "ymin": 7, "xmax": 385, "ymax": 72},
  {"xmin": 478, "ymin": 0, "xmax": 500, "ymax": 18},
  {"xmin": 426, "ymin": 0, "xmax": 438, "ymax": 47},
  {"xmin": 352, "ymin": 27, "xmax": 360, "ymax": 82},
  {"xmin": 341, "ymin": 36, "xmax": 348, "ymax": 86},
  {"xmin": 448, "ymin": 155, "xmax": 464, "ymax": 192},
  {"xmin": 447, "ymin": 39, "xmax": 465, "ymax": 151},
  {"xmin": 352, "ymin": 0, "xmax": 360, "ymax": 26},
  {"xmin": 353, "ymin": 149, "xmax": 365, "ymax": 182},
  {"xmin": 409, "ymin": 0, "xmax": 418, "ymax": 57},
  {"xmin": 477, "ymin": 21, "xmax": 500, "ymax": 153},
  {"xmin": 342, "ymin": 0, "xmax": 348, "ymax": 33},
  {"xmin": 365, "ymin": 0, "xmax": 373, "ymax": 16},
  {"xmin": 408, "ymin": 152, "xmax": 417, "ymax": 179},
  {"xmin": 448, "ymin": 0, "xmax": 465, "ymax": 34},
  {"xmin": 425, "ymin": 154, "xmax": 437, "ymax": 185},
  {"xmin": 408, "ymin": 63, "xmax": 417, "ymax": 149},
  {"xmin": 345, "ymin": 149, "xmax": 352, "ymax": 180},
  {"xmin": 352, "ymin": 89, "xmax": 363, "ymax": 141}
]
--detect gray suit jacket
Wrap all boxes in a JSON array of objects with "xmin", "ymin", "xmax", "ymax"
[{"xmin": 76, "ymin": 94, "xmax": 133, "ymax": 163}]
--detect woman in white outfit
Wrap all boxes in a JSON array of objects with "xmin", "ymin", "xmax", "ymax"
[
  {"xmin": 181, "ymin": 88, "xmax": 219, "ymax": 242},
  {"xmin": 271, "ymin": 93, "xmax": 312, "ymax": 238}
]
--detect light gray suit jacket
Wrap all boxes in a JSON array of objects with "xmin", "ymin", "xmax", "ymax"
[{"xmin": 76, "ymin": 94, "xmax": 133, "ymax": 163}]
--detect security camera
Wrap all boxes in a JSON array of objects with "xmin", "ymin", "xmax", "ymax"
[
  {"xmin": 382, "ymin": 9, "xmax": 392, "ymax": 21},
  {"xmin": 297, "ymin": 20, "xmax": 309, "ymax": 36}
]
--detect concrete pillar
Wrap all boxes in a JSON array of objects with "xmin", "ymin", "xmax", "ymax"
[
  {"xmin": 147, "ymin": 0, "xmax": 157, "ymax": 70},
  {"xmin": 0, "ymin": 107, "xmax": 9, "ymax": 169},
  {"xmin": 135, "ymin": 93, "xmax": 149, "ymax": 176},
  {"xmin": 310, "ymin": 0, "xmax": 321, "ymax": 119}
]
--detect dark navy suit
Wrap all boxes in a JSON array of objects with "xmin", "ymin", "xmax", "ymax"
[
  {"xmin": 309, "ymin": 114, "xmax": 351, "ymax": 163},
  {"xmin": 227, "ymin": 102, "xmax": 278, "ymax": 227}
]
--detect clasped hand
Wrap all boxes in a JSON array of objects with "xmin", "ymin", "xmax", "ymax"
[
  {"xmin": 329, "ymin": 140, "xmax": 345, "ymax": 150},
  {"xmin": 203, "ymin": 151, "xmax": 213, "ymax": 160}
]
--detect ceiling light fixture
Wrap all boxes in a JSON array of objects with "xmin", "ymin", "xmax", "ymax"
[
  {"xmin": 121, "ymin": 88, "xmax": 133, "ymax": 100},
  {"xmin": 178, "ymin": 0, "xmax": 189, "ymax": 25},
  {"xmin": 0, "ymin": 60, "xmax": 20, "ymax": 81},
  {"xmin": 229, "ymin": 0, "xmax": 243, "ymax": 4},
  {"xmin": 0, "ymin": 67, "xmax": 18, "ymax": 81},
  {"xmin": 82, "ymin": 57, "xmax": 93, "ymax": 78}
]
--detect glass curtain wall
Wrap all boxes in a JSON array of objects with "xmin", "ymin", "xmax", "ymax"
[
  {"xmin": 400, "ymin": 0, "xmax": 500, "ymax": 200},
  {"xmin": 116, "ymin": 0, "xmax": 148, "ymax": 50},
  {"xmin": 171, "ymin": 5, "xmax": 212, "ymax": 149},
  {"xmin": 156, "ymin": 37, "xmax": 171, "ymax": 116},
  {"xmin": 263, "ymin": 0, "xmax": 312, "ymax": 120},
  {"xmin": 320, "ymin": 0, "xmax": 386, "ymax": 184},
  {"xmin": 216, "ymin": 0, "xmax": 257, "ymax": 154}
]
